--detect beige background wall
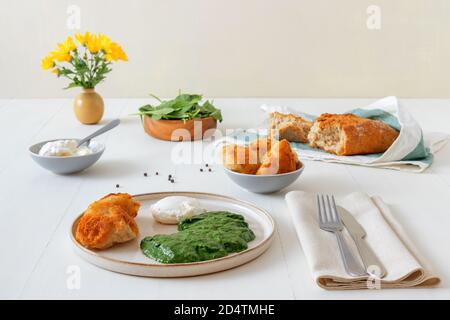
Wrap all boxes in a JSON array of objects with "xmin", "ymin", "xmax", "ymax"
[{"xmin": 0, "ymin": 0, "xmax": 449, "ymax": 98}]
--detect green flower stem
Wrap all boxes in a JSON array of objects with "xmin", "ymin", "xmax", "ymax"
[{"xmin": 56, "ymin": 47, "xmax": 112, "ymax": 89}]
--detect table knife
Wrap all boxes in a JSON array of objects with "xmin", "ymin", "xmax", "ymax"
[{"xmin": 338, "ymin": 206, "xmax": 387, "ymax": 278}]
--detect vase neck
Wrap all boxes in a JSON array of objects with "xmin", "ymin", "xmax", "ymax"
[{"xmin": 82, "ymin": 88, "xmax": 96, "ymax": 93}]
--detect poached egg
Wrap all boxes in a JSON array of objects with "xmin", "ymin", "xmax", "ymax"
[{"xmin": 149, "ymin": 196, "xmax": 206, "ymax": 224}]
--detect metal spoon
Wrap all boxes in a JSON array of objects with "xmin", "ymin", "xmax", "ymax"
[{"xmin": 77, "ymin": 119, "xmax": 121, "ymax": 147}]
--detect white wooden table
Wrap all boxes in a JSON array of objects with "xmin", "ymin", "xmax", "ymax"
[{"xmin": 1, "ymin": 98, "xmax": 449, "ymax": 300}]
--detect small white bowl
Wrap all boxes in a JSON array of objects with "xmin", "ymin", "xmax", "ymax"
[
  {"xmin": 223, "ymin": 162, "xmax": 305, "ymax": 194},
  {"xmin": 29, "ymin": 139, "xmax": 105, "ymax": 174}
]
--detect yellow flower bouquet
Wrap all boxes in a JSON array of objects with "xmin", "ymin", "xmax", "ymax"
[
  {"xmin": 42, "ymin": 32, "xmax": 127, "ymax": 89},
  {"xmin": 41, "ymin": 32, "xmax": 127, "ymax": 124}
]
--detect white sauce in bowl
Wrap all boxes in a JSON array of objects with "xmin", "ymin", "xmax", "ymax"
[{"xmin": 38, "ymin": 139, "xmax": 93, "ymax": 157}]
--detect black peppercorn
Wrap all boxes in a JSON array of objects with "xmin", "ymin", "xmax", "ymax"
[
  {"xmin": 200, "ymin": 168, "xmax": 203, "ymax": 172},
  {"xmin": 116, "ymin": 184, "xmax": 120, "ymax": 188},
  {"xmin": 144, "ymin": 172, "xmax": 148, "ymax": 177},
  {"xmin": 208, "ymin": 168, "xmax": 212, "ymax": 172},
  {"xmin": 155, "ymin": 172, "xmax": 159, "ymax": 175}
]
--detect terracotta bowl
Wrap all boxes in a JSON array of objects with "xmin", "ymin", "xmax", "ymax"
[{"xmin": 143, "ymin": 116, "xmax": 217, "ymax": 141}]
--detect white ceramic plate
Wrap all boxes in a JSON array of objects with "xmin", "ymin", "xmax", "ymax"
[{"xmin": 70, "ymin": 192, "xmax": 275, "ymax": 277}]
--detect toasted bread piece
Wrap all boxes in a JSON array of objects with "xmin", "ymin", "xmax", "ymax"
[
  {"xmin": 75, "ymin": 193, "xmax": 140, "ymax": 249},
  {"xmin": 256, "ymin": 139, "xmax": 300, "ymax": 175},
  {"xmin": 221, "ymin": 138, "xmax": 270, "ymax": 174},
  {"xmin": 221, "ymin": 144, "xmax": 261, "ymax": 174},
  {"xmin": 89, "ymin": 193, "xmax": 140, "ymax": 218},
  {"xmin": 269, "ymin": 112, "xmax": 313, "ymax": 143},
  {"xmin": 248, "ymin": 137, "xmax": 271, "ymax": 160},
  {"xmin": 308, "ymin": 113, "xmax": 399, "ymax": 156}
]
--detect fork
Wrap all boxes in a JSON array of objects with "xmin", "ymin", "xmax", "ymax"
[{"xmin": 317, "ymin": 194, "xmax": 367, "ymax": 277}]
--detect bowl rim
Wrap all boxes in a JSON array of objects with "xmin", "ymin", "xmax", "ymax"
[
  {"xmin": 223, "ymin": 161, "xmax": 304, "ymax": 177},
  {"xmin": 28, "ymin": 138, "xmax": 105, "ymax": 159}
]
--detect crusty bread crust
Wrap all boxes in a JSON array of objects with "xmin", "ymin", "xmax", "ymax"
[
  {"xmin": 269, "ymin": 112, "xmax": 313, "ymax": 143},
  {"xmin": 92, "ymin": 193, "xmax": 141, "ymax": 218},
  {"xmin": 256, "ymin": 139, "xmax": 300, "ymax": 175},
  {"xmin": 75, "ymin": 193, "xmax": 140, "ymax": 249},
  {"xmin": 221, "ymin": 138, "xmax": 271, "ymax": 174},
  {"xmin": 221, "ymin": 145, "xmax": 261, "ymax": 174},
  {"xmin": 308, "ymin": 113, "xmax": 399, "ymax": 156}
]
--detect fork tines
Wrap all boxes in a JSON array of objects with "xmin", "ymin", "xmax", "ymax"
[{"xmin": 317, "ymin": 194, "xmax": 342, "ymax": 231}]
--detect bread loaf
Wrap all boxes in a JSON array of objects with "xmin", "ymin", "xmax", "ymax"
[
  {"xmin": 308, "ymin": 113, "xmax": 399, "ymax": 156},
  {"xmin": 269, "ymin": 112, "xmax": 313, "ymax": 143}
]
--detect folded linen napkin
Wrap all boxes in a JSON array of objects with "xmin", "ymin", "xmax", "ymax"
[{"xmin": 285, "ymin": 191, "xmax": 440, "ymax": 290}]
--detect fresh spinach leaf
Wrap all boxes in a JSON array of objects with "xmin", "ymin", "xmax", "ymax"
[{"xmin": 137, "ymin": 92, "xmax": 223, "ymax": 122}]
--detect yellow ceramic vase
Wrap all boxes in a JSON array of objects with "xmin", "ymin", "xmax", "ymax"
[{"xmin": 73, "ymin": 88, "xmax": 104, "ymax": 124}]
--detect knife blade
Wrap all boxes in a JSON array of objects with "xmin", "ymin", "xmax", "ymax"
[{"xmin": 338, "ymin": 206, "xmax": 387, "ymax": 278}]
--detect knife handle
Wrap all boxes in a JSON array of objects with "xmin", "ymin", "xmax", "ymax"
[
  {"xmin": 354, "ymin": 238, "xmax": 387, "ymax": 278},
  {"xmin": 335, "ymin": 231, "xmax": 366, "ymax": 277}
]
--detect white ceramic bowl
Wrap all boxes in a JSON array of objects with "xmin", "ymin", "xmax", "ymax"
[
  {"xmin": 29, "ymin": 139, "xmax": 105, "ymax": 174},
  {"xmin": 223, "ymin": 162, "xmax": 305, "ymax": 194}
]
